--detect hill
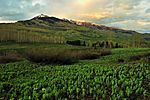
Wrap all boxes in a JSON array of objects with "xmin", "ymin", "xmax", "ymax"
[
  {"xmin": 0, "ymin": 14, "xmax": 150, "ymax": 100},
  {"xmin": 0, "ymin": 14, "xmax": 149, "ymax": 47}
]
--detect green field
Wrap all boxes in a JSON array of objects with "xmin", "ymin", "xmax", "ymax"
[{"xmin": 0, "ymin": 44, "xmax": 150, "ymax": 99}]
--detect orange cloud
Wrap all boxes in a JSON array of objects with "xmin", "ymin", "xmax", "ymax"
[
  {"xmin": 138, "ymin": 21, "xmax": 150, "ymax": 25},
  {"xmin": 80, "ymin": 12, "xmax": 111, "ymax": 19}
]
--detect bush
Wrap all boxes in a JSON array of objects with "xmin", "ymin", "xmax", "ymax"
[
  {"xmin": 98, "ymin": 49, "xmax": 112, "ymax": 56},
  {"xmin": 73, "ymin": 49, "xmax": 111, "ymax": 60},
  {"xmin": 66, "ymin": 40, "xmax": 81, "ymax": 46},
  {"xmin": 129, "ymin": 53, "xmax": 150, "ymax": 61},
  {"xmin": 129, "ymin": 55, "xmax": 142, "ymax": 61},
  {"xmin": 72, "ymin": 51, "xmax": 100, "ymax": 60},
  {"xmin": 0, "ymin": 51, "xmax": 22, "ymax": 64},
  {"xmin": 24, "ymin": 48, "xmax": 111, "ymax": 65},
  {"xmin": 25, "ymin": 48, "xmax": 78, "ymax": 65}
]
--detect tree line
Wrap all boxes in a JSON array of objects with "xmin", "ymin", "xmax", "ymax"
[
  {"xmin": 0, "ymin": 31, "xmax": 65, "ymax": 44},
  {"xmin": 66, "ymin": 40, "xmax": 122, "ymax": 48},
  {"xmin": 0, "ymin": 30, "xmax": 147, "ymax": 48}
]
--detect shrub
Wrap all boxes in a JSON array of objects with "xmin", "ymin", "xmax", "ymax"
[
  {"xmin": 129, "ymin": 53, "xmax": 150, "ymax": 61},
  {"xmin": 74, "ymin": 49, "xmax": 111, "ymax": 60},
  {"xmin": 0, "ymin": 51, "xmax": 22, "ymax": 64},
  {"xmin": 24, "ymin": 48, "xmax": 78, "ymax": 65},
  {"xmin": 98, "ymin": 49, "xmax": 112, "ymax": 56},
  {"xmin": 129, "ymin": 55, "xmax": 142, "ymax": 61},
  {"xmin": 66, "ymin": 40, "xmax": 81, "ymax": 46},
  {"xmin": 72, "ymin": 50, "xmax": 100, "ymax": 60},
  {"xmin": 24, "ymin": 48, "xmax": 111, "ymax": 65}
]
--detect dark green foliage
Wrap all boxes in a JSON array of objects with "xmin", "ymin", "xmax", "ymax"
[
  {"xmin": 99, "ymin": 41, "xmax": 105, "ymax": 47},
  {"xmin": 91, "ymin": 41, "xmax": 123, "ymax": 48},
  {"xmin": 110, "ymin": 42, "xmax": 114, "ymax": 48},
  {"xmin": 115, "ymin": 43, "xmax": 119, "ymax": 48},
  {"xmin": 66, "ymin": 40, "xmax": 81, "ymax": 46},
  {"xmin": 118, "ymin": 58, "xmax": 125, "ymax": 63},
  {"xmin": 82, "ymin": 41, "xmax": 86, "ymax": 46},
  {"xmin": 106, "ymin": 41, "xmax": 109, "ymax": 48}
]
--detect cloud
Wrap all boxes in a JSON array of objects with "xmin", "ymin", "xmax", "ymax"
[
  {"xmin": 0, "ymin": 0, "xmax": 150, "ymax": 33},
  {"xmin": 80, "ymin": 12, "xmax": 110, "ymax": 19},
  {"xmin": 106, "ymin": 20, "xmax": 150, "ymax": 33},
  {"xmin": 145, "ymin": 8, "xmax": 150, "ymax": 13},
  {"xmin": 93, "ymin": 0, "xmax": 150, "ymax": 33},
  {"xmin": 0, "ymin": 0, "xmax": 47, "ymax": 20}
]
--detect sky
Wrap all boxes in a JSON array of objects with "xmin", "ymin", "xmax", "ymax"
[{"xmin": 0, "ymin": 0, "xmax": 150, "ymax": 33}]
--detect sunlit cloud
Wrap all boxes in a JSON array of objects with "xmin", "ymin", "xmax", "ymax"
[
  {"xmin": 79, "ymin": 12, "xmax": 111, "ymax": 20},
  {"xmin": 138, "ymin": 21, "xmax": 150, "ymax": 26},
  {"xmin": 0, "ymin": 0, "xmax": 150, "ymax": 33}
]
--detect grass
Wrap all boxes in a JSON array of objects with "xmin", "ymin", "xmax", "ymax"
[
  {"xmin": 79, "ymin": 48, "xmax": 150, "ymax": 65},
  {"xmin": 0, "ymin": 43, "xmax": 88, "ymax": 51}
]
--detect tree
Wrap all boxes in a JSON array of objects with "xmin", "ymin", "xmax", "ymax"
[
  {"xmin": 110, "ymin": 42, "xmax": 114, "ymax": 48},
  {"xmin": 107, "ymin": 32, "xmax": 115, "ymax": 42},
  {"xmin": 115, "ymin": 43, "xmax": 119, "ymax": 48},
  {"xmin": 132, "ymin": 33, "xmax": 144, "ymax": 48},
  {"xmin": 99, "ymin": 41, "xmax": 105, "ymax": 48},
  {"xmin": 106, "ymin": 41, "xmax": 109, "ymax": 48},
  {"xmin": 66, "ymin": 40, "xmax": 81, "ymax": 46},
  {"xmin": 82, "ymin": 41, "xmax": 86, "ymax": 46}
]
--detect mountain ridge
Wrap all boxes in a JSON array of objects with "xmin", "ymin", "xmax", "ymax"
[
  {"xmin": 18, "ymin": 14, "xmax": 138, "ymax": 34},
  {"xmin": 0, "ymin": 14, "xmax": 149, "ymax": 47}
]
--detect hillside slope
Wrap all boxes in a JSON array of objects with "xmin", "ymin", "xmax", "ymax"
[{"xmin": 0, "ymin": 14, "xmax": 149, "ymax": 47}]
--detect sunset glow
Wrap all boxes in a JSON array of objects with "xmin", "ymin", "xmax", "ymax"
[
  {"xmin": 78, "ymin": 0, "xmax": 86, "ymax": 5},
  {"xmin": 0, "ymin": 0, "xmax": 150, "ymax": 33}
]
